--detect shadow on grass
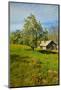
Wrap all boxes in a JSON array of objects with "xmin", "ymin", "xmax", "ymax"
[
  {"xmin": 10, "ymin": 54, "xmax": 42, "ymax": 65},
  {"xmin": 25, "ymin": 48, "xmax": 58, "ymax": 54},
  {"xmin": 38, "ymin": 50, "xmax": 58, "ymax": 54},
  {"xmin": 10, "ymin": 54, "xmax": 30, "ymax": 63},
  {"xmin": 25, "ymin": 48, "xmax": 32, "ymax": 51}
]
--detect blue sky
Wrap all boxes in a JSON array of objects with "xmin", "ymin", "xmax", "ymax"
[{"xmin": 10, "ymin": 2, "xmax": 58, "ymax": 32}]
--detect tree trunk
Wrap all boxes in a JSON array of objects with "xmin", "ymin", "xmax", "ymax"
[{"xmin": 31, "ymin": 46, "xmax": 34, "ymax": 51}]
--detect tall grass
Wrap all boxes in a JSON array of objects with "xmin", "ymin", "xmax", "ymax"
[{"xmin": 10, "ymin": 44, "xmax": 59, "ymax": 87}]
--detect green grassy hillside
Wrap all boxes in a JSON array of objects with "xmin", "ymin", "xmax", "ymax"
[{"xmin": 10, "ymin": 44, "xmax": 59, "ymax": 87}]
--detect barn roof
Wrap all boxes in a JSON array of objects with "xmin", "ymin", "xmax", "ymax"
[{"xmin": 40, "ymin": 40, "xmax": 57, "ymax": 47}]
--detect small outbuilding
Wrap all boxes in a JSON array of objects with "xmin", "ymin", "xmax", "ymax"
[{"xmin": 40, "ymin": 40, "xmax": 57, "ymax": 50}]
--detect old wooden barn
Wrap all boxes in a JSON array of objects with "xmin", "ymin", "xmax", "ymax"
[{"xmin": 40, "ymin": 40, "xmax": 57, "ymax": 50}]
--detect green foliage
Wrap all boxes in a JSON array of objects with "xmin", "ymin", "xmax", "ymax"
[
  {"xmin": 10, "ymin": 32, "xmax": 15, "ymax": 44},
  {"xmin": 22, "ymin": 14, "xmax": 43, "ymax": 49},
  {"xmin": 42, "ymin": 28, "xmax": 48, "ymax": 41},
  {"xmin": 10, "ymin": 30, "xmax": 24, "ymax": 44}
]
